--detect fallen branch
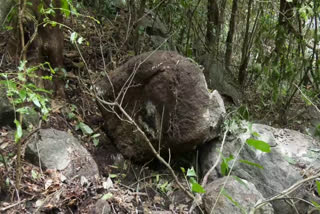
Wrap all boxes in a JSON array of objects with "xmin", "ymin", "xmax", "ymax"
[
  {"xmin": 114, "ymin": 102, "xmax": 195, "ymax": 200},
  {"xmin": 249, "ymin": 171, "xmax": 320, "ymax": 214},
  {"xmin": 0, "ymin": 199, "xmax": 27, "ymax": 212}
]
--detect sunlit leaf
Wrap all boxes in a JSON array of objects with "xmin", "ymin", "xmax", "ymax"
[
  {"xmin": 316, "ymin": 180, "xmax": 320, "ymax": 195},
  {"xmin": 101, "ymin": 193, "xmax": 113, "ymax": 200},
  {"xmin": 93, "ymin": 139, "xmax": 99, "ymax": 146},
  {"xmin": 14, "ymin": 120, "xmax": 23, "ymax": 143},
  {"xmin": 180, "ymin": 167, "xmax": 186, "ymax": 174},
  {"xmin": 78, "ymin": 122, "xmax": 93, "ymax": 135},
  {"xmin": 246, "ymin": 138, "xmax": 271, "ymax": 153},
  {"xmin": 60, "ymin": 0, "xmax": 70, "ymax": 17},
  {"xmin": 191, "ymin": 182, "xmax": 206, "ymax": 193},
  {"xmin": 31, "ymin": 170, "xmax": 39, "ymax": 179},
  {"xmin": 70, "ymin": 32, "xmax": 78, "ymax": 44},
  {"xmin": 187, "ymin": 167, "xmax": 197, "ymax": 177}
]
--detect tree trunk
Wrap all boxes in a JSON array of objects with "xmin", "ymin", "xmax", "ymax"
[
  {"xmin": 225, "ymin": 0, "xmax": 238, "ymax": 69},
  {"xmin": 206, "ymin": 0, "xmax": 220, "ymax": 58},
  {"xmin": 133, "ymin": 0, "xmax": 147, "ymax": 54},
  {"xmin": 238, "ymin": 0, "xmax": 253, "ymax": 86}
]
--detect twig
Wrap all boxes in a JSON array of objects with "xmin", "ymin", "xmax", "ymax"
[
  {"xmin": 115, "ymin": 102, "xmax": 195, "ymax": 200},
  {"xmin": 294, "ymin": 83, "xmax": 320, "ymax": 113},
  {"xmin": 0, "ymin": 199, "xmax": 27, "ymax": 211},
  {"xmin": 201, "ymin": 128, "xmax": 229, "ymax": 187},
  {"xmin": 210, "ymin": 135, "xmax": 247, "ymax": 214},
  {"xmin": 249, "ymin": 171, "xmax": 320, "ymax": 214}
]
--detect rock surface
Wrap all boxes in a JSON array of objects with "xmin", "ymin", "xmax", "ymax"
[
  {"xmin": 198, "ymin": 55, "xmax": 242, "ymax": 105},
  {"xmin": 201, "ymin": 122, "xmax": 320, "ymax": 213},
  {"xmin": 96, "ymin": 51, "xmax": 225, "ymax": 162},
  {"xmin": 92, "ymin": 199, "xmax": 111, "ymax": 214},
  {"xmin": 140, "ymin": 12, "xmax": 170, "ymax": 50},
  {"xmin": 25, "ymin": 128, "xmax": 99, "ymax": 180},
  {"xmin": 203, "ymin": 177, "xmax": 274, "ymax": 214}
]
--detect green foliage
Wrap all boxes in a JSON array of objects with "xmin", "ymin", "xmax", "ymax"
[
  {"xmin": 220, "ymin": 154, "xmax": 234, "ymax": 176},
  {"xmin": 77, "ymin": 122, "xmax": 94, "ymax": 135},
  {"xmin": 181, "ymin": 167, "xmax": 206, "ymax": 194},
  {"xmin": 0, "ymin": 61, "xmax": 53, "ymax": 143},
  {"xmin": 155, "ymin": 175, "xmax": 172, "ymax": 193},
  {"xmin": 101, "ymin": 193, "xmax": 113, "ymax": 200},
  {"xmin": 246, "ymin": 138, "xmax": 271, "ymax": 153},
  {"xmin": 14, "ymin": 119, "xmax": 23, "ymax": 143}
]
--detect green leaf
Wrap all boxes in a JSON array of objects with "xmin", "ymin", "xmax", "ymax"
[
  {"xmin": 14, "ymin": 120, "xmax": 23, "ymax": 143},
  {"xmin": 238, "ymin": 105, "xmax": 249, "ymax": 120},
  {"xmin": 220, "ymin": 155, "xmax": 234, "ymax": 176},
  {"xmin": 252, "ymin": 131, "xmax": 260, "ymax": 138},
  {"xmin": 31, "ymin": 170, "xmax": 39, "ymax": 179},
  {"xmin": 60, "ymin": 0, "xmax": 70, "ymax": 17},
  {"xmin": 16, "ymin": 106, "xmax": 31, "ymax": 114},
  {"xmin": 246, "ymin": 138, "xmax": 271, "ymax": 153},
  {"xmin": 239, "ymin": 160, "xmax": 264, "ymax": 169},
  {"xmin": 77, "ymin": 37, "xmax": 84, "ymax": 44},
  {"xmin": 70, "ymin": 32, "xmax": 78, "ymax": 44},
  {"xmin": 311, "ymin": 200, "xmax": 320, "ymax": 209},
  {"xmin": 78, "ymin": 122, "xmax": 93, "ymax": 135},
  {"xmin": 109, "ymin": 174, "xmax": 117, "ymax": 178},
  {"xmin": 191, "ymin": 182, "xmax": 206, "ymax": 193},
  {"xmin": 92, "ymin": 133, "xmax": 101, "ymax": 138},
  {"xmin": 18, "ymin": 60, "xmax": 27, "ymax": 71},
  {"xmin": 18, "ymin": 73, "xmax": 26, "ymax": 82},
  {"xmin": 18, "ymin": 89, "xmax": 27, "ymax": 101},
  {"xmin": 93, "ymin": 138, "xmax": 99, "ymax": 146},
  {"xmin": 29, "ymin": 93, "xmax": 41, "ymax": 108},
  {"xmin": 101, "ymin": 193, "xmax": 113, "ymax": 200},
  {"xmin": 180, "ymin": 167, "xmax": 186, "ymax": 174},
  {"xmin": 187, "ymin": 167, "xmax": 197, "ymax": 177},
  {"xmin": 159, "ymin": 181, "xmax": 169, "ymax": 192},
  {"xmin": 67, "ymin": 112, "xmax": 75, "ymax": 119},
  {"xmin": 316, "ymin": 180, "xmax": 320, "ymax": 195}
]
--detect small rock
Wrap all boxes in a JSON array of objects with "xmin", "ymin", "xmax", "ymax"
[
  {"xmin": 92, "ymin": 199, "xmax": 111, "ymax": 214},
  {"xmin": 25, "ymin": 128, "xmax": 99, "ymax": 181}
]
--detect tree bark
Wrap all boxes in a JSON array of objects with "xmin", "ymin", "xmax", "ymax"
[
  {"xmin": 133, "ymin": 0, "xmax": 147, "ymax": 54},
  {"xmin": 206, "ymin": 0, "xmax": 220, "ymax": 58},
  {"xmin": 225, "ymin": 0, "xmax": 238, "ymax": 69},
  {"xmin": 238, "ymin": 0, "xmax": 252, "ymax": 85}
]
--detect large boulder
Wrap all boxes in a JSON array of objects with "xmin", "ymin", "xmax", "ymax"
[
  {"xmin": 96, "ymin": 51, "xmax": 225, "ymax": 162},
  {"xmin": 25, "ymin": 128, "xmax": 99, "ymax": 181},
  {"xmin": 204, "ymin": 177, "xmax": 274, "ymax": 214},
  {"xmin": 200, "ymin": 122, "xmax": 320, "ymax": 213}
]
